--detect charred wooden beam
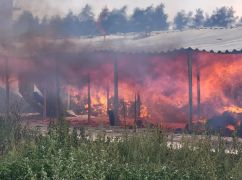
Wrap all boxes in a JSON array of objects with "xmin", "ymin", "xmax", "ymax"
[
  {"xmin": 187, "ymin": 51, "xmax": 193, "ymax": 132},
  {"xmin": 114, "ymin": 58, "xmax": 119, "ymax": 126},
  {"xmin": 88, "ymin": 74, "xmax": 91, "ymax": 124}
]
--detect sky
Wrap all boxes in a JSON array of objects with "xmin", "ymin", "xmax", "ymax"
[{"xmin": 15, "ymin": 0, "xmax": 242, "ymax": 20}]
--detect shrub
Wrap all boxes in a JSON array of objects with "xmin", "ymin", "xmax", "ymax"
[{"xmin": 0, "ymin": 121, "xmax": 242, "ymax": 179}]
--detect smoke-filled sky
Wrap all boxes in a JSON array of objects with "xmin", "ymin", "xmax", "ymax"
[{"xmin": 15, "ymin": 0, "xmax": 242, "ymax": 20}]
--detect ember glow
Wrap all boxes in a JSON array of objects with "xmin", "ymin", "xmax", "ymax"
[
  {"xmin": 226, "ymin": 124, "xmax": 236, "ymax": 131},
  {"xmin": 224, "ymin": 106, "xmax": 242, "ymax": 114}
]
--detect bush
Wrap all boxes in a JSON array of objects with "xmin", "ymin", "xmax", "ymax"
[{"xmin": 0, "ymin": 121, "xmax": 242, "ymax": 179}]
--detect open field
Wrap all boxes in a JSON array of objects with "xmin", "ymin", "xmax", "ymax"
[{"xmin": 2, "ymin": 117, "xmax": 242, "ymax": 179}]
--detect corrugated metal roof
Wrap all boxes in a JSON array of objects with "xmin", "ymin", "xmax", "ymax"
[
  {"xmin": 71, "ymin": 27, "xmax": 242, "ymax": 54},
  {"xmin": 2, "ymin": 27, "xmax": 242, "ymax": 57}
]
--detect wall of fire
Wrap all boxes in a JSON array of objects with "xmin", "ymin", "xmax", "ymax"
[{"xmin": 1, "ymin": 51, "xmax": 242, "ymax": 129}]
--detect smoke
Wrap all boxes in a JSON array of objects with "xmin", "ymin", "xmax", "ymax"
[
  {"xmin": 0, "ymin": 0, "xmax": 13, "ymax": 47},
  {"xmin": 14, "ymin": 0, "xmax": 63, "ymax": 19},
  {"xmin": 1, "ymin": 0, "xmax": 242, "ymax": 127}
]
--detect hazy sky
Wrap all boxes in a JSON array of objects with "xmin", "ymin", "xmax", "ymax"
[{"xmin": 16, "ymin": 0, "xmax": 242, "ymax": 20}]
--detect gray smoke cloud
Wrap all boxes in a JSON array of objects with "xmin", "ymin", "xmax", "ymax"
[
  {"xmin": 0, "ymin": 0, "xmax": 13, "ymax": 46},
  {"xmin": 14, "ymin": 0, "xmax": 65, "ymax": 20}
]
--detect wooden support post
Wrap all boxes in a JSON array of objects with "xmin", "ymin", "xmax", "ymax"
[
  {"xmin": 106, "ymin": 85, "xmax": 109, "ymax": 114},
  {"xmin": 87, "ymin": 74, "xmax": 91, "ymax": 124},
  {"xmin": 122, "ymin": 101, "xmax": 126, "ymax": 129},
  {"xmin": 197, "ymin": 63, "xmax": 201, "ymax": 122},
  {"xmin": 55, "ymin": 60, "xmax": 60, "ymax": 119},
  {"xmin": 114, "ymin": 58, "xmax": 119, "ymax": 126},
  {"xmin": 187, "ymin": 51, "xmax": 193, "ymax": 132},
  {"xmin": 67, "ymin": 87, "xmax": 71, "ymax": 110},
  {"xmin": 137, "ymin": 93, "xmax": 141, "ymax": 119},
  {"xmin": 43, "ymin": 82, "xmax": 47, "ymax": 120},
  {"xmin": 134, "ymin": 93, "xmax": 137, "ymax": 132},
  {"xmin": 5, "ymin": 57, "xmax": 9, "ymax": 118}
]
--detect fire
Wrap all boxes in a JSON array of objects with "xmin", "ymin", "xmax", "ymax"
[
  {"xmin": 59, "ymin": 52, "xmax": 242, "ymax": 128},
  {"xmin": 1, "ymin": 51, "xmax": 242, "ymax": 130},
  {"xmin": 224, "ymin": 106, "xmax": 242, "ymax": 114},
  {"xmin": 140, "ymin": 105, "xmax": 148, "ymax": 118},
  {"xmin": 226, "ymin": 124, "xmax": 236, "ymax": 131}
]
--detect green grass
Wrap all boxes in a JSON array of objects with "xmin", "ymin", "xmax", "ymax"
[{"xmin": 1, "ymin": 118, "xmax": 242, "ymax": 179}]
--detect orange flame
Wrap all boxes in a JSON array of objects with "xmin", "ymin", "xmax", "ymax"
[
  {"xmin": 62, "ymin": 52, "xmax": 242, "ymax": 127},
  {"xmin": 223, "ymin": 106, "xmax": 242, "ymax": 114},
  {"xmin": 226, "ymin": 124, "xmax": 236, "ymax": 131}
]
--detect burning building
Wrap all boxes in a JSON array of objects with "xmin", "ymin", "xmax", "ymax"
[{"xmin": 1, "ymin": 22, "xmax": 242, "ymax": 134}]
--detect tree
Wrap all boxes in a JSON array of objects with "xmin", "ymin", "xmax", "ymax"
[
  {"xmin": 193, "ymin": 9, "xmax": 205, "ymax": 27},
  {"xmin": 97, "ymin": 6, "xmax": 129, "ymax": 34},
  {"xmin": 205, "ymin": 7, "xmax": 237, "ymax": 27},
  {"xmin": 61, "ymin": 12, "xmax": 81, "ymax": 37},
  {"xmin": 14, "ymin": 11, "xmax": 40, "ymax": 37},
  {"xmin": 173, "ymin": 10, "xmax": 193, "ymax": 30},
  {"xmin": 79, "ymin": 5, "xmax": 97, "ymax": 35},
  {"xmin": 108, "ymin": 6, "xmax": 129, "ymax": 33},
  {"xmin": 38, "ymin": 16, "xmax": 51, "ymax": 36},
  {"xmin": 97, "ymin": 7, "xmax": 110, "ymax": 35},
  {"xmin": 130, "ymin": 5, "xmax": 169, "ymax": 33},
  {"xmin": 48, "ymin": 15, "xmax": 65, "ymax": 37},
  {"xmin": 130, "ymin": 7, "xmax": 147, "ymax": 32},
  {"xmin": 149, "ymin": 3, "xmax": 169, "ymax": 31}
]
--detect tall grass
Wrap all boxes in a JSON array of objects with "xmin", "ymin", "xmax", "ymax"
[{"xmin": 1, "ymin": 118, "xmax": 242, "ymax": 179}]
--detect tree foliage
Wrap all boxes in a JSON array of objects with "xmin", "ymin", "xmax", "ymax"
[
  {"xmin": 79, "ymin": 5, "xmax": 97, "ymax": 35},
  {"xmin": 130, "ymin": 4, "xmax": 169, "ymax": 32},
  {"xmin": 13, "ymin": 11, "xmax": 40, "ymax": 37},
  {"xmin": 173, "ymin": 10, "xmax": 193, "ymax": 30},
  {"xmin": 12, "ymin": 4, "xmax": 242, "ymax": 38},
  {"xmin": 205, "ymin": 7, "xmax": 237, "ymax": 27},
  {"xmin": 193, "ymin": 9, "xmax": 205, "ymax": 27}
]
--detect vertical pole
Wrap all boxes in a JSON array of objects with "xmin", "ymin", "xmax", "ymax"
[
  {"xmin": 88, "ymin": 74, "xmax": 91, "ymax": 124},
  {"xmin": 5, "ymin": 57, "xmax": 9, "ymax": 118},
  {"xmin": 55, "ymin": 60, "xmax": 60, "ymax": 119},
  {"xmin": 114, "ymin": 58, "xmax": 119, "ymax": 126},
  {"xmin": 43, "ymin": 82, "xmax": 47, "ymax": 120},
  {"xmin": 67, "ymin": 87, "xmax": 71, "ymax": 110},
  {"xmin": 123, "ymin": 101, "xmax": 126, "ymax": 129},
  {"xmin": 197, "ymin": 62, "xmax": 201, "ymax": 122},
  {"xmin": 106, "ymin": 85, "xmax": 109, "ymax": 114},
  {"xmin": 134, "ymin": 93, "xmax": 137, "ymax": 132},
  {"xmin": 187, "ymin": 51, "xmax": 193, "ymax": 132},
  {"xmin": 137, "ymin": 93, "xmax": 141, "ymax": 119}
]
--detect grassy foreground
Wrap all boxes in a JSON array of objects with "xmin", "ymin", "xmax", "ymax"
[{"xmin": 1, "ymin": 118, "xmax": 242, "ymax": 179}]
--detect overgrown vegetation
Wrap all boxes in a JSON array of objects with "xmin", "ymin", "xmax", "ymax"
[{"xmin": 1, "ymin": 117, "xmax": 242, "ymax": 179}]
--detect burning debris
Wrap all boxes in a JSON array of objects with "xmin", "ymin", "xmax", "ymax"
[{"xmin": 206, "ymin": 111, "xmax": 240, "ymax": 136}]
